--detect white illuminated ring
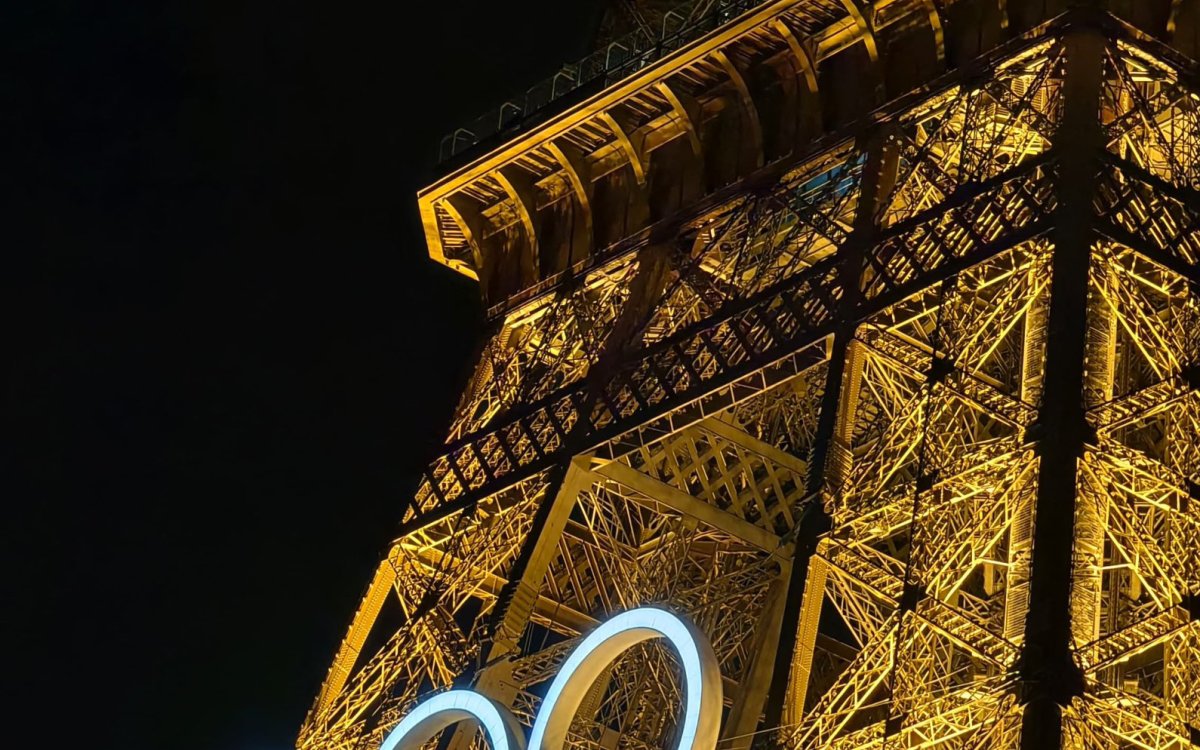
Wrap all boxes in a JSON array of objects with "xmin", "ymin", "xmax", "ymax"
[
  {"xmin": 527, "ymin": 606, "xmax": 722, "ymax": 750},
  {"xmin": 379, "ymin": 689, "xmax": 527, "ymax": 750}
]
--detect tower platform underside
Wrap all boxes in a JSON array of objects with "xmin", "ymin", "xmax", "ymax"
[{"xmin": 303, "ymin": 3, "xmax": 1200, "ymax": 749}]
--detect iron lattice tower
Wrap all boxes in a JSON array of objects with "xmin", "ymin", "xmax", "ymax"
[{"xmin": 300, "ymin": 2, "xmax": 1200, "ymax": 749}]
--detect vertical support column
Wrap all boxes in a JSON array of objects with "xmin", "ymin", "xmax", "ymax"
[
  {"xmin": 759, "ymin": 126, "xmax": 898, "ymax": 738},
  {"xmin": 1018, "ymin": 17, "xmax": 1105, "ymax": 750},
  {"xmin": 721, "ymin": 562, "xmax": 791, "ymax": 750},
  {"xmin": 782, "ymin": 553, "xmax": 829, "ymax": 725},
  {"xmin": 1005, "ymin": 260, "xmax": 1052, "ymax": 644},
  {"xmin": 782, "ymin": 333, "xmax": 868, "ymax": 724},
  {"xmin": 1076, "ymin": 260, "xmax": 1117, "ymax": 668}
]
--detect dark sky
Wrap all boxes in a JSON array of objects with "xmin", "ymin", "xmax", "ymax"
[{"xmin": 11, "ymin": 3, "xmax": 604, "ymax": 749}]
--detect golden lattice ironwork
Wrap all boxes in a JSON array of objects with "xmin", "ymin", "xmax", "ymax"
[{"xmin": 301, "ymin": 3, "xmax": 1200, "ymax": 750}]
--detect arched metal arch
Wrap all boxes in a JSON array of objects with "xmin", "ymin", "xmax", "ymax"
[
  {"xmin": 919, "ymin": 0, "xmax": 946, "ymax": 64},
  {"xmin": 379, "ymin": 690, "xmax": 527, "ymax": 750},
  {"xmin": 527, "ymin": 606, "xmax": 723, "ymax": 750}
]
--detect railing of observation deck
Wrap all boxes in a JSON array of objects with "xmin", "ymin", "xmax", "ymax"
[{"xmin": 437, "ymin": 0, "xmax": 775, "ymax": 163}]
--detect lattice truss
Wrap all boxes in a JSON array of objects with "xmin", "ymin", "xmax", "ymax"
[
  {"xmin": 785, "ymin": 39, "xmax": 1200, "ymax": 750},
  {"xmin": 1059, "ymin": 43, "xmax": 1200, "ymax": 750},
  {"xmin": 790, "ymin": 236, "xmax": 1049, "ymax": 749},
  {"xmin": 300, "ymin": 78, "xmax": 858, "ymax": 750},
  {"xmin": 300, "ymin": 28, "xmax": 1200, "ymax": 750}
]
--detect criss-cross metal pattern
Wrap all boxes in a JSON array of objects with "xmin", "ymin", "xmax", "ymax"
[{"xmin": 301, "ymin": 5, "xmax": 1200, "ymax": 750}]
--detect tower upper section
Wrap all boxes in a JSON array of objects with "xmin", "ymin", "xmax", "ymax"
[{"xmin": 417, "ymin": 0, "xmax": 1198, "ymax": 315}]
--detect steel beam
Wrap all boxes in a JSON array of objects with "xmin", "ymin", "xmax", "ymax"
[{"xmin": 1018, "ymin": 17, "xmax": 1106, "ymax": 750}]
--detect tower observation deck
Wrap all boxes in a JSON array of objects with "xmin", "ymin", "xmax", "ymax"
[{"xmin": 301, "ymin": 2, "xmax": 1200, "ymax": 750}]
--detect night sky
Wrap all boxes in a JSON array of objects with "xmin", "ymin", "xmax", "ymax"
[{"xmin": 11, "ymin": 3, "xmax": 605, "ymax": 749}]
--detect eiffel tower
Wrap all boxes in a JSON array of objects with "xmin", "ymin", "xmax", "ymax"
[{"xmin": 299, "ymin": 2, "xmax": 1200, "ymax": 749}]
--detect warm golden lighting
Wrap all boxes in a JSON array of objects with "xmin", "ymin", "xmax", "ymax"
[{"xmin": 301, "ymin": 4, "xmax": 1200, "ymax": 750}]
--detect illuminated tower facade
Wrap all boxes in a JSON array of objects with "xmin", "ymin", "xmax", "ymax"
[{"xmin": 300, "ymin": 2, "xmax": 1200, "ymax": 749}]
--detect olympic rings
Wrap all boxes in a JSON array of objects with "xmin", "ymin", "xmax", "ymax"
[{"xmin": 378, "ymin": 607, "xmax": 721, "ymax": 750}]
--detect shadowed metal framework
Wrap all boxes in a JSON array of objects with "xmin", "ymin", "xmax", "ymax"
[{"xmin": 300, "ymin": 2, "xmax": 1200, "ymax": 749}]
